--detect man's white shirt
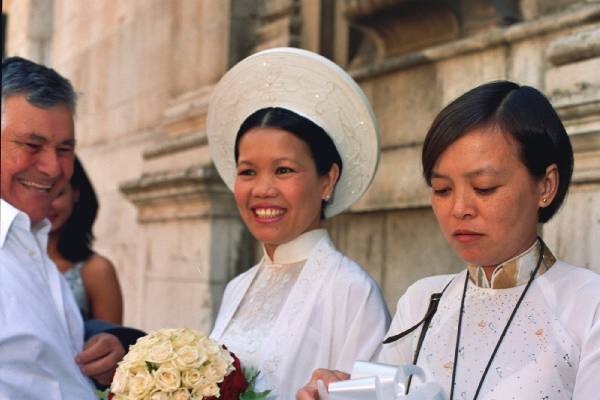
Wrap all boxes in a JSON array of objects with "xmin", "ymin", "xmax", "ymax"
[{"xmin": 0, "ymin": 199, "xmax": 96, "ymax": 399}]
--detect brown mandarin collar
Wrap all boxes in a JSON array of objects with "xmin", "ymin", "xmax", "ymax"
[{"xmin": 467, "ymin": 240, "xmax": 557, "ymax": 289}]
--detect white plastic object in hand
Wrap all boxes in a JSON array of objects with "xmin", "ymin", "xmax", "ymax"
[{"xmin": 324, "ymin": 361, "xmax": 444, "ymax": 400}]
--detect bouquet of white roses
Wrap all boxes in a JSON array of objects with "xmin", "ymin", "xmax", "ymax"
[{"xmin": 110, "ymin": 328, "xmax": 267, "ymax": 400}]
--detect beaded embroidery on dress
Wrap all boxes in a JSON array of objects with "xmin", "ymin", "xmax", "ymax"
[{"xmin": 219, "ymin": 229, "xmax": 328, "ymax": 389}]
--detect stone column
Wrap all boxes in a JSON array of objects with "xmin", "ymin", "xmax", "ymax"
[
  {"xmin": 543, "ymin": 26, "xmax": 600, "ymax": 273},
  {"xmin": 4, "ymin": 0, "xmax": 53, "ymax": 63},
  {"xmin": 120, "ymin": 164, "xmax": 253, "ymax": 332},
  {"xmin": 118, "ymin": 0, "xmax": 252, "ymax": 331}
]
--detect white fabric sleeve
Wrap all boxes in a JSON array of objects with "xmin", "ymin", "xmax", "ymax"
[
  {"xmin": 572, "ymin": 290, "xmax": 600, "ymax": 399},
  {"xmin": 330, "ymin": 269, "xmax": 391, "ymax": 373}
]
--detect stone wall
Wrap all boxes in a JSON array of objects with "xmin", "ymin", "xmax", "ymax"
[
  {"xmin": 4, "ymin": 0, "xmax": 599, "ymax": 328},
  {"xmin": 338, "ymin": 1, "xmax": 600, "ymax": 310}
]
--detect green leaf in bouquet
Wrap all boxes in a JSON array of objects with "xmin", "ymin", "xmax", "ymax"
[
  {"xmin": 240, "ymin": 391, "xmax": 271, "ymax": 400},
  {"xmin": 95, "ymin": 388, "xmax": 110, "ymax": 400},
  {"xmin": 145, "ymin": 361, "xmax": 159, "ymax": 372},
  {"xmin": 241, "ymin": 367, "xmax": 271, "ymax": 400}
]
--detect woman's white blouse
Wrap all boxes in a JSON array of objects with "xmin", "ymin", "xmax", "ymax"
[
  {"xmin": 212, "ymin": 229, "xmax": 390, "ymax": 398},
  {"xmin": 379, "ymin": 255, "xmax": 600, "ymax": 400}
]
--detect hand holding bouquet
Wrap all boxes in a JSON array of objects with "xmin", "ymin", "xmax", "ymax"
[{"xmin": 110, "ymin": 328, "xmax": 268, "ymax": 400}]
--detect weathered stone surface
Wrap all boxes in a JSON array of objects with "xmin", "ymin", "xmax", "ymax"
[
  {"xmin": 347, "ymin": 2, "xmax": 459, "ymax": 63},
  {"xmin": 143, "ymin": 280, "xmax": 214, "ymax": 332},
  {"xmin": 507, "ymin": 36, "xmax": 546, "ymax": 87},
  {"xmin": 521, "ymin": 0, "xmax": 586, "ymax": 20},
  {"xmin": 381, "ymin": 208, "xmax": 463, "ymax": 312},
  {"xmin": 352, "ymin": 145, "xmax": 431, "ymax": 212},
  {"xmin": 328, "ymin": 208, "xmax": 463, "ymax": 312},
  {"xmin": 327, "ymin": 212, "xmax": 388, "ymax": 284},
  {"xmin": 363, "ymin": 64, "xmax": 440, "ymax": 148},
  {"xmin": 350, "ymin": 2, "xmax": 600, "ymax": 81},
  {"xmin": 5, "ymin": 0, "xmax": 52, "ymax": 63},
  {"xmin": 547, "ymin": 25, "xmax": 600, "ymax": 66},
  {"xmin": 436, "ymin": 46, "xmax": 509, "ymax": 104},
  {"xmin": 544, "ymin": 184, "xmax": 600, "ymax": 273},
  {"xmin": 545, "ymin": 56, "xmax": 600, "ymax": 99}
]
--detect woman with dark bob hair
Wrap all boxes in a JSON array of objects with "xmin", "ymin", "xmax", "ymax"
[
  {"xmin": 207, "ymin": 48, "xmax": 390, "ymax": 398},
  {"xmin": 47, "ymin": 156, "xmax": 123, "ymax": 324},
  {"xmin": 298, "ymin": 81, "xmax": 600, "ymax": 400}
]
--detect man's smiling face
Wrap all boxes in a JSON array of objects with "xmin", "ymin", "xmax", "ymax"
[{"xmin": 1, "ymin": 94, "xmax": 75, "ymax": 224}]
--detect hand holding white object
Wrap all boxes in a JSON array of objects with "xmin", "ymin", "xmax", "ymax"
[{"xmin": 321, "ymin": 361, "xmax": 444, "ymax": 400}]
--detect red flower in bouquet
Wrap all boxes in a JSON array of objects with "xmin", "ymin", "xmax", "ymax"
[{"xmin": 207, "ymin": 351, "xmax": 248, "ymax": 400}]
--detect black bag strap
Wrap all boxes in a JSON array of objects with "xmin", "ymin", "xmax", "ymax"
[
  {"xmin": 383, "ymin": 278, "xmax": 453, "ymax": 345},
  {"xmin": 382, "ymin": 278, "xmax": 453, "ymax": 394}
]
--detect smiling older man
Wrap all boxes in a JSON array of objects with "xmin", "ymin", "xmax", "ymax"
[{"xmin": 0, "ymin": 57, "xmax": 132, "ymax": 399}]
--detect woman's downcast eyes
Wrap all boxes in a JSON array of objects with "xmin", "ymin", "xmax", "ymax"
[
  {"xmin": 431, "ymin": 186, "xmax": 500, "ymax": 196},
  {"xmin": 432, "ymin": 188, "xmax": 450, "ymax": 196},
  {"xmin": 474, "ymin": 186, "xmax": 499, "ymax": 195}
]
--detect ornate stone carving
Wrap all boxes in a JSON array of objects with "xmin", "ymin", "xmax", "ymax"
[
  {"xmin": 343, "ymin": 0, "xmax": 460, "ymax": 67},
  {"xmin": 159, "ymin": 86, "xmax": 214, "ymax": 137},
  {"xmin": 545, "ymin": 25, "xmax": 600, "ymax": 185},
  {"xmin": 120, "ymin": 164, "xmax": 238, "ymax": 222}
]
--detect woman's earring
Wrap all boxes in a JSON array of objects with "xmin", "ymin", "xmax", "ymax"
[
  {"xmin": 542, "ymin": 197, "xmax": 547, "ymax": 204},
  {"xmin": 323, "ymin": 194, "xmax": 331, "ymax": 202}
]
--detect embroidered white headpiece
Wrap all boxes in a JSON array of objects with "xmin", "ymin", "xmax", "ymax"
[{"xmin": 207, "ymin": 47, "xmax": 380, "ymax": 217}]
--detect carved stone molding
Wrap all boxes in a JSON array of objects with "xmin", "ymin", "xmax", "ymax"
[
  {"xmin": 143, "ymin": 130, "xmax": 207, "ymax": 160},
  {"xmin": 344, "ymin": 0, "xmax": 409, "ymax": 19},
  {"xmin": 254, "ymin": 0, "xmax": 301, "ymax": 51},
  {"xmin": 546, "ymin": 25, "xmax": 600, "ymax": 66},
  {"xmin": 349, "ymin": 3, "xmax": 600, "ymax": 80},
  {"xmin": 344, "ymin": 0, "xmax": 460, "ymax": 66},
  {"xmin": 120, "ymin": 164, "xmax": 238, "ymax": 222},
  {"xmin": 547, "ymin": 35, "xmax": 600, "ymax": 185},
  {"xmin": 159, "ymin": 85, "xmax": 214, "ymax": 137}
]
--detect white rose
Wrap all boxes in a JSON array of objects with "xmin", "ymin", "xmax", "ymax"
[
  {"xmin": 147, "ymin": 340, "xmax": 174, "ymax": 363},
  {"xmin": 137, "ymin": 333, "xmax": 161, "ymax": 348},
  {"xmin": 148, "ymin": 390, "xmax": 170, "ymax": 400},
  {"xmin": 211, "ymin": 358, "xmax": 229, "ymax": 377},
  {"xmin": 199, "ymin": 365, "xmax": 218, "ymax": 383},
  {"xmin": 172, "ymin": 328, "xmax": 202, "ymax": 348},
  {"xmin": 129, "ymin": 369, "xmax": 154, "ymax": 397},
  {"xmin": 154, "ymin": 365, "xmax": 181, "ymax": 392},
  {"xmin": 172, "ymin": 389, "xmax": 191, "ymax": 400},
  {"xmin": 181, "ymin": 368, "xmax": 205, "ymax": 388},
  {"xmin": 192, "ymin": 382, "xmax": 220, "ymax": 398},
  {"xmin": 175, "ymin": 345, "xmax": 204, "ymax": 369},
  {"xmin": 201, "ymin": 338, "xmax": 221, "ymax": 355},
  {"xmin": 146, "ymin": 390, "xmax": 171, "ymax": 400},
  {"xmin": 110, "ymin": 367, "xmax": 129, "ymax": 394}
]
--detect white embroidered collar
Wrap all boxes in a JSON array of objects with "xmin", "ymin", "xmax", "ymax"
[{"xmin": 263, "ymin": 229, "xmax": 328, "ymax": 265}]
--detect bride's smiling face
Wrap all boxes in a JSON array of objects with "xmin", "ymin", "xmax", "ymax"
[
  {"xmin": 430, "ymin": 126, "xmax": 554, "ymax": 267},
  {"xmin": 234, "ymin": 127, "xmax": 336, "ymax": 258}
]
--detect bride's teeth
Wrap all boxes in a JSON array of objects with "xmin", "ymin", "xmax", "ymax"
[{"xmin": 256, "ymin": 208, "xmax": 283, "ymax": 217}]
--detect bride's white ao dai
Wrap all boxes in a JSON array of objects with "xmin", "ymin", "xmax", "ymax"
[{"xmin": 212, "ymin": 229, "xmax": 390, "ymax": 398}]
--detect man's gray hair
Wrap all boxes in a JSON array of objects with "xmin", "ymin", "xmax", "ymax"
[{"xmin": 1, "ymin": 56, "xmax": 77, "ymax": 113}]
